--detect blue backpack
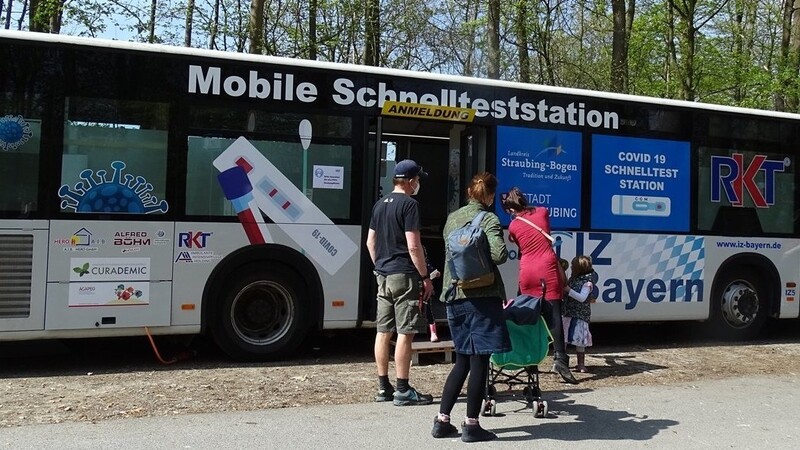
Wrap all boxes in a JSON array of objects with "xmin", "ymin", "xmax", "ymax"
[{"xmin": 446, "ymin": 211, "xmax": 495, "ymax": 291}]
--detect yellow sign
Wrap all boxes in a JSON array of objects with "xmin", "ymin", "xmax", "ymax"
[{"xmin": 381, "ymin": 101, "xmax": 475, "ymax": 123}]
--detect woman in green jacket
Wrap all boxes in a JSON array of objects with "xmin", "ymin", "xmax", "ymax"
[{"xmin": 432, "ymin": 172, "xmax": 509, "ymax": 443}]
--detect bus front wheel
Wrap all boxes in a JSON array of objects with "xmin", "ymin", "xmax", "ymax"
[
  {"xmin": 213, "ymin": 264, "xmax": 310, "ymax": 360},
  {"xmin": 710, "ymin": 267, "xmax": 768, "ymax": 341}
]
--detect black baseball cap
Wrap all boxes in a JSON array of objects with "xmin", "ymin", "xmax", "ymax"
[{"xmin": 394, "ymin": 159, "xmax": 428, "ymax": 179}]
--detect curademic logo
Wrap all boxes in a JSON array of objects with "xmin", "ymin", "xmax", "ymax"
[{"xmin": 710, "ymin": 154, "xmax": 789, "ymax": 207}]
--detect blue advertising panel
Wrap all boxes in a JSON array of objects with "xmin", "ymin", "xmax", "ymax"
[
  {"xmin": 495, "ymin": 126, "xmax": 582, "ymax": 228},
  {"xmin": 591, "ymin": 135, "xmax": 690, "ymax": 232}
]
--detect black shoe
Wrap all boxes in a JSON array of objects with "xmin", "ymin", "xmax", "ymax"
[
  {"xmin": 461, "ymin": 422, "xmax": 496, "ymax": 443},
  {"xmin": 432, "ymin": 416, "xmax": 458, "ymax": 438},
  {"xmin": 375, "ymin": 386, "xmax": 395, "ymax": 402},
  {"xmin": 552, "ymin": 360, "xmax": 579, "ymax": 384},
  {"xmin": 393, "ymin": 386, "xmax": 434, "ymax": 406}
]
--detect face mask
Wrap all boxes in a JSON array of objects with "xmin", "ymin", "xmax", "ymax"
[{"xmin": 412, "ymin": 179, "xmax": 421, "ymax": 196}]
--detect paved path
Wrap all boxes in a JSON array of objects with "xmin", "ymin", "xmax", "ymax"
[{"xmin": 3, "ymin": 375, "xmax": 798, "ymax": 449}]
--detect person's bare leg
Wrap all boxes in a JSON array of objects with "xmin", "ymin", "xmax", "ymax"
[
  {"xmin": 394, "ymin": 332, "xmax": 414, "ymax": 379},
  {"xmin": 429, "ymin": 323, "xmax": 439, "ymax": 342},
  {"xmin": 374, "ymin": 331, "xmax": 397, "ymax": 401},
  {"xmin": 375, "ymin": 331, "xmax": 392, "ymax": 376}
]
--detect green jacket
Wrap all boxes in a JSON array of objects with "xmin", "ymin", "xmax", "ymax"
[{"xmin": 440, "ymin": 200, "xmax": 508, "ymax": 302}]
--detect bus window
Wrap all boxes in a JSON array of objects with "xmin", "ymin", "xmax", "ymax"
[
  {"xmin": 186, "ymin": 111, "xmax": 354, "ymax": 221},
  {"xmin": 697, "ymin": 146, "xmax": 794, "ymax": 235},
  {"xmin": 0, "ymin": 111, "xmax": 40, "ymax": 217},
  {"xmin": 59, "ymin": 98, "xmax": 169, "ymax": 214}
]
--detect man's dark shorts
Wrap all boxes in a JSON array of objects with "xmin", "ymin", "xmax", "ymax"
[{"xmin": 375, "ymin": 272, "xmax": 425, "ymax": 334}]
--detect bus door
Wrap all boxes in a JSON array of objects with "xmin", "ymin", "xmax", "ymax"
[
  {"xmin": 363, "ymin": 117, "xmax": 486, "ymax": 321},
  {"xmin": 0, "ymin": 220, "xmax": 48, "ymax": 332}
]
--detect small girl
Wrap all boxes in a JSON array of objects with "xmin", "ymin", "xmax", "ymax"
[
  {"xmin": 562, "ymin": 255, "xmax": 598, "ymax": 373},
  {"xmin": 423, "ymin": 246, "xmax": 442, "ymax": 342}
]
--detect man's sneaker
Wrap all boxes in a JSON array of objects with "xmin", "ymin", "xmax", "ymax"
[
  {"xmin": 375, "ymin": 387, "xmax": 395, "ymax": 402},
  {"xmin": 552, "ymin": 360, "xmax": 579, "ymax": 384},
  {"xmin": 431, "ymin": 416, "xmax": 458, "ymax": 438},
  {"xmin": 393, "ymin": 387, "xmax": 434, "ymax": 406}
]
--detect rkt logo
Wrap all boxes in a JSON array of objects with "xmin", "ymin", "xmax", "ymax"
[
  {"xmin": 710, "ymin": 154, "xmax": 788, "ymax": 207},
  {"xmin": 178, "ymin": 231, "xmax": 212, "ymax": 248}
]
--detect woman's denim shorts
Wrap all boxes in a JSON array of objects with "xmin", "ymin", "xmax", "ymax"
[{"xmin": 446, "ymin": 297, "xmax": 511, "ymax": 355}]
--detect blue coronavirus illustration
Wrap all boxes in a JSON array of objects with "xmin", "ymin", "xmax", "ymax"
[
  {"xmin": 0, "ymin": 115, "xmax": 33, "ymax": 151},
  {"xmin": 58, "ymin": 160, "xmax": 169, "ymax": 214}
]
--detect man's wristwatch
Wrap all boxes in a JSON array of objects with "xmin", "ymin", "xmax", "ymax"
[{"xmin": 421, "ymin": 273, "xmax": 431, "ymax": 280}]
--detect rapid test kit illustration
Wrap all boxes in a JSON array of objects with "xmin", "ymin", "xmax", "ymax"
[{"xmin": 212, "ymin": 124, "xmax": 358, "ymax": 275}]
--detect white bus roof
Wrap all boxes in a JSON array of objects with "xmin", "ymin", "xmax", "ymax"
[{"xmin": 3, "ymin": 29, "xmax": 800, "ymax": 123}]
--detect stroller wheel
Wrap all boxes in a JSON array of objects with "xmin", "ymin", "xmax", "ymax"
[
  {"xmin": 522, "ymin": 386, "xmax": 534, "ymax": 403},
  {"xmin": 481, "ymin": 398, "xmax": 497, "ymax": 417},
  {"xmin": 533, "ymin": 400, "xmax": 548, "ymax": 419}
]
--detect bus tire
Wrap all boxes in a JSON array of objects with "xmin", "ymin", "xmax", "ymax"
[
  {"xmin": 212, "ymin": 264, "xmax": 310, "ymax": 360},
  {"xmin": 709, "ymin": 266, "xmax": 768, "ymax": 341}
]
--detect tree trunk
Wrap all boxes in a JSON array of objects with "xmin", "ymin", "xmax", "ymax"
[
  {"xmin": 248, "ymin": 0, "xmax": 265, "ymax": 54},
  {"xmin": 27, "ymin": 0, "xmax": 35, "ymax": 30},
  {"xmin": 209, "ymin": 0, "xmax": 220, "ymax": 49},
  {"xmin": 515, "ymin": 0, "xmax": 530, "ymax": 83},
  {"xmin": 364, "ymin": 0, "xmax": 380, "ymax": 66},
  {"xmin": 48, "ymin": 3, "xmax": 62, "ymax": 33},
  {"xmin": 16, "ymin": 0, "xmax": 25, "ymax": 30},
  {"xmin": 184, "ymin": 0, "xmax": 195, "ymax": 47},
  {"xmin": 665, "ymin": 0, "xmax": 676, "ymax": 98},
  {"xmin": 3, "ymin": 0, "xmax": 12, "ymax": 30},
  {"xmin": 308, "ymin": 0, "xmax": 317, "ymax": 60},
  {"xmin": 148, "ymin": 0, "xmax": 157, "ymax": 43},
  {"xmin": 775, "ymin": 0, "xmax": 792, "ymax": 110},
  {"xmin": 487, "ymin": 0, "xmax": 500, "ymax": 79},
  {"xmin": 788, "ymin": 0, "xmax": 800, "ymax": 111},
  {"xmin": 28, "ymin": 0, "xmax": 41, "ymax": 31},
  {"xmin": 731, "ymin": 0, "xmax": 746, "ymax": 103},
  {"xmin": 611, "ymin": 0, "xmax": 628, "ymax": 93},
  {"xmin": 463, "ymin": 0, "xmax": 480, "ymax": 76},
  {"xmin": 669, "ymin": 0, "xmax": 698, "ymax": 101}
]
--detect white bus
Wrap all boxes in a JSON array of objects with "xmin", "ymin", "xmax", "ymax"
[{"xmin": 1, "ymin": 30, "xmax": 797, "ymax": 360}]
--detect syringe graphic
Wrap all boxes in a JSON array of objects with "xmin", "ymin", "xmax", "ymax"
[{"xmin": 217, "ymin": 165, "xmax": 271, "ymax": 244}]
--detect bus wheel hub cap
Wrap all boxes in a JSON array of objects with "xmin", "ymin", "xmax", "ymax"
[{"xmin": 721, "ymin": 282, "xmax": 758, "ymax": 328}]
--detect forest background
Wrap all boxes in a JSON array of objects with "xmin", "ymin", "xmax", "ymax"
[{"xmin": 4, "ymin": 0, "xmax": 800, "ymax": 113}]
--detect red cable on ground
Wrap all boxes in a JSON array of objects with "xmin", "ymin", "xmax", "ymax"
[{"xmin": 144, "ymin": 326, "xmax": 179, "ymax": 365}]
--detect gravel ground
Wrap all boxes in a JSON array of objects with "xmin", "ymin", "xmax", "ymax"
[{"xmin": 2, "ymin": 323, "xmax": 799, "ymax": 428}]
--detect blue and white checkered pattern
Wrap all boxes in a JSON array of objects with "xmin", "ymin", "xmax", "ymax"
[{"xmin": 607, "ymin": 234, "xmax": 704, "ymax": 299}]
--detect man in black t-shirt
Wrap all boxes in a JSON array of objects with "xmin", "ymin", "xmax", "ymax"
[{"xmin": 366, "ymin": 159, "xmax": 434, "ymax": 406}]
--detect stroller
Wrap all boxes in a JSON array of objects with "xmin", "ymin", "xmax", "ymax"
[{"xmin": 481, "ymin": 290, "xmax": 553, "ymax": 418}]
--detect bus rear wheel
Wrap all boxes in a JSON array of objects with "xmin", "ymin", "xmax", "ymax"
[
  {"xmin": 213, "ymin": 265, "xmax": 310, "ymax": 360},
  {"xmin": 710, "ymin": 267, "xmax": 768, "ymax": 341}
]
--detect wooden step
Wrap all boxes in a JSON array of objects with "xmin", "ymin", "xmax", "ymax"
[{"xmin": 392, "ymin": 339, "xmax": 455, "ymax": 365}]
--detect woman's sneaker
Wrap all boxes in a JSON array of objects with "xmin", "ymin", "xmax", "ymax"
[
  {"xmin": 393, "ymin": 387, "xmax": 434, "ymax": 406},
  {"xmin": 460, "ymin": 422, "xmax": 496, "ymax": 442},
  {"xmin": 375, "ymin": 386, "xmax": 395, "ymax": 402},
  {"xmin": 552, "ymin": 360, "xmax": 579, "ymax": 384},
  {"xmin": 431, "ymin": 416, "xmax": 458, "ymax": 438}
]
